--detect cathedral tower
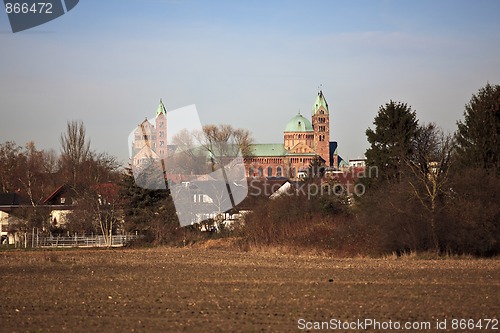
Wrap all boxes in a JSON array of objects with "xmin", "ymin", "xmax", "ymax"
[
  {"xmin": 311, "ymin": 90, "xmax": 330, "ymax": 166},
  {"xmin": 155, "ymin": 99, "xmax": 167, "ymax": 159}
]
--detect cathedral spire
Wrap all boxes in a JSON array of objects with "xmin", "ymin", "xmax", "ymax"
[
  {"xmin": 312, "ymin": 90, "xmax": 329, "ymax": 115},
  {"xmin": 156, "ymin": 98, "xmax": 167, "ymax": 117}
]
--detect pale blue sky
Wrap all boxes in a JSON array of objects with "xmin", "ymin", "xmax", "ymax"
[{"xmin": 1, "ymin": 0, "xmax": 500, "ymax": 163}]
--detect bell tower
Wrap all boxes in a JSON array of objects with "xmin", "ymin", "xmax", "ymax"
[
  {"xmin": 155, "ymin": 99, "xmax": 167, "ymax": 159},
  {"xmin": 312, "ymin": 90, "xmax": 330, "ymax": 166}
]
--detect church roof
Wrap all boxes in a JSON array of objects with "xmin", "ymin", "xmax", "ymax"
[
  {"xmin": 136, "ymin": 118, "xmax": 154, "ymax": 133},
  {"xmin": 284, "ymin": 113, "xmax": 313, "ymax": 132},
  {"xmin": 250, "ymin": 143, "xmax": 320, "ymax": 157},
  {"xmin": 312, "ymin": 90, "xmax": 329, "ymax": 115},
  {"xmin": 134, "ymin": 145, "xmax": 160, "ymax": 160},
  {"xmin": 249, "ymin": 144, "xmax": 286, "ymax": 157},
  {"xmin": 156, "ymin": 99, "xmax": 167, "ymax": 117}
]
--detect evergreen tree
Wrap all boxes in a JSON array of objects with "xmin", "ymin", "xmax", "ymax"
[
  {"xmin": 120, "ymin": 167, "xmax": 179, "ymax": 243},
  {"xmin": 365, "ymin": 100, "xmax": 419, "ymax": 183},
  {"xmin": 456, "ymin": 83, "xmax": 500, "ymax": 173}
]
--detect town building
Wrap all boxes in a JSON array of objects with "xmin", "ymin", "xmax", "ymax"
[{"xmin": 348, "ymin": 158, "xmax": 366, "ymax": 169}]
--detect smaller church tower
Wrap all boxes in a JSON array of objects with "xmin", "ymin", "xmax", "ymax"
[
  {"xmin": 312, "ymin": 90, "xmax": 330, "ymax": 166},
  {"xmin": 155, "ymin": 99, "xmax": 167, "ymax": 159}
]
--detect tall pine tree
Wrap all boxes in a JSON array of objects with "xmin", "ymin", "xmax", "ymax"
[
  {"xmin": 456, "ymin": 83, "xmax": 500, "ymax": 174},
  {"xmin": 365, "ymin": 100, "xmax": 419, "ymax": 183}
]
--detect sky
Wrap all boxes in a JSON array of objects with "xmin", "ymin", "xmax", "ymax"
[{"xmin": 1, "ymin": 0, "xmax": 500, "ymax": 164}]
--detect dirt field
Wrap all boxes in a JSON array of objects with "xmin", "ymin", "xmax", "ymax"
[{"xmin": 0, "ymin": 247, "xmax": 498, "ymax": 332}]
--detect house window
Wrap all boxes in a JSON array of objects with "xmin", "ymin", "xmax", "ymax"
[
  {"xmin": 194, "ymin": 194, "xmax": 204, "ymax": 203},
  {"xmin": 277, "ymin": 166, "xmax": 282, "ymax": 177},
  {"xmin": 60, "ymin": 197, "xmax": 65, "ymax": 204},
  {"xmin": 267, "ymin": 166, "xmax": 273, "ymax": 177},
  {"xmin": 258, "ymin": 167, "xmax": 263, "ymax": 177}
]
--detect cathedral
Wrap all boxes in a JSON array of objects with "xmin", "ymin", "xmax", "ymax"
[
  {"xmin": 131, "ymin": 91, "xmax": 339, "ymax": 180},
  {"xmin": 131, "ymin": 100, "xmax": 168, "ymax": 167},
  {"xmin": 245, "ymin": 90, "xmax": 338, "ymax": 179}
]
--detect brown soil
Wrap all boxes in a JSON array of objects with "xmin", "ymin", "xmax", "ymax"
[{"xmin": 0, "ymin": 247, "xmax": 498, "ymax": 332}]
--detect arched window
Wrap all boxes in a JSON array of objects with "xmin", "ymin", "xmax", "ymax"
[
  {"xmin": 276, "ymin": 166, "xmax": 282, "ymax": 177},
  {"xmin": 258, "ymin": 167, "xmax": 263, "ymax": 177},
  {"xmin": 267, "ymin": 166, "xmax": 273, "ymax": 177},
  {"xmin": 248, "ymin": 167, "xmax": 254, "ymax": 177}
]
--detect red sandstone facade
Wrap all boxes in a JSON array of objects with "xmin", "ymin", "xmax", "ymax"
[{"xmin": 245, "ymin": 90, "xmax": 338, "ymax": 179}]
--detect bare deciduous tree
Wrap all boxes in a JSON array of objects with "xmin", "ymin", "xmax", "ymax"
[
  {"xmin": 18, "ymin": 141, "xmax": 43, "ymax": 207},
  {"xmin": 406, "ymin": 123, "xmax": 455, "ymax": 251},
  {"xmin": 60, "ymin": 120, "xmax": 90, "ymax": 187},
  {"xmin": 65, "ymin": 153, "xmax": 121, "ymax": 245},
  {"xmin": 200, "ymin": 124, "xmax": 253, "ymax": 164},
  {"xmin": 171, "ymin": 128, "xmax": 207, "ymax": 175},
  {"xmin": 171, "ymin": 124, "xmax": 253, "ymax": 176},
  {"xmin": 0, "ymin": 141, "xmax": 22, "ymax": 193}
]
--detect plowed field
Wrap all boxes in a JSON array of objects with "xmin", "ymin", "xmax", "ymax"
[{"xmin": 0, "ymin": 248, "xmax": 498, "ymax": 332}]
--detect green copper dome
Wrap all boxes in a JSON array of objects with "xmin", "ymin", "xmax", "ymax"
[{"xmin": 284, "ymin": 113, "xmax": 313, "ymax": 132}]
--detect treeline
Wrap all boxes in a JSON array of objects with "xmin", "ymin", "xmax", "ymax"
[
  {"xmin": 0, "ymin": 121, "xmax": 121, "ymax": 238},
  {"xmin": 239, "ymin": 83, "xmax": 500, "ymax": 256},
  {"xmin": 2, "ymin": 83, "xmax": 498, "ymax": 256}
]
